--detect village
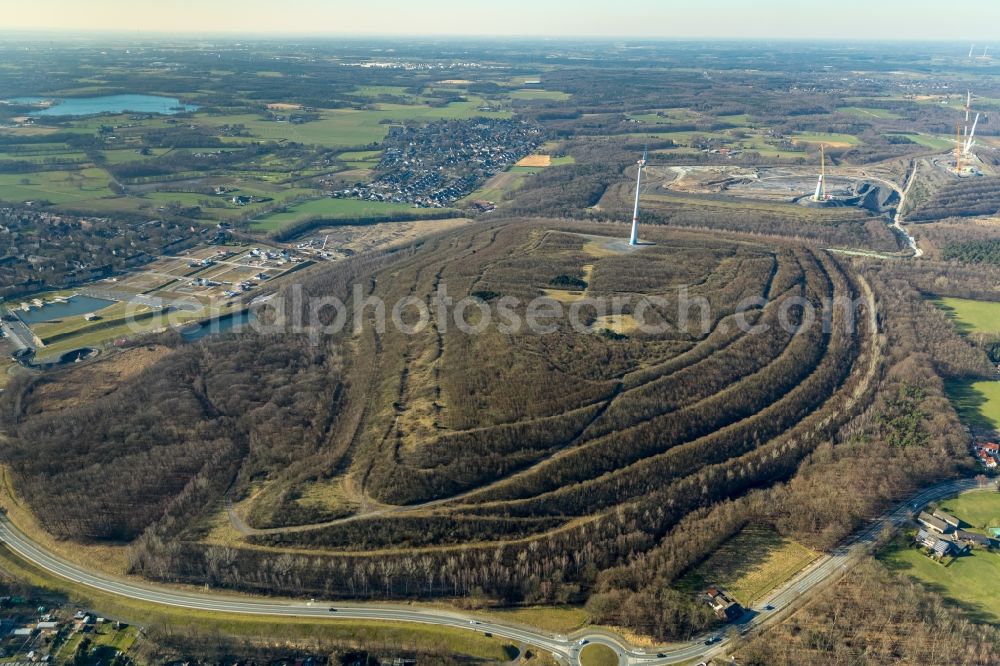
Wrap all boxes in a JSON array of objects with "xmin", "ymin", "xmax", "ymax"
[
  {"xmin": 336, "ymin": 117, "xmax": 541, "ymax": 207},
  {"xmin": 972, "ymin": 439, "xmax": 1000, "ymax": 470},
  {"xmin": 914, "ymin": 507, "xmax": 998, "ymax": 559},
  {"xmin": 0, "ymin": 596, "xmax": 135, "ymax": 663}
]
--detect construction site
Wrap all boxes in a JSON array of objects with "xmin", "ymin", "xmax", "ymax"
[{"xmin": 643, "ymin": 163, "xmax": 902, "ymax": 215}]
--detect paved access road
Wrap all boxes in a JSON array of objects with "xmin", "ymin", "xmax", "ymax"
[{"xmin": 0, "ymin": 476, "xmax": 990, "ymax": 665}]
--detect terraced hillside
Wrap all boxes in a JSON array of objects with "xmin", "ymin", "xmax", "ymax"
[{"xmin": 0, "ymin": 219, "xmax": 878, "ymax": 637}]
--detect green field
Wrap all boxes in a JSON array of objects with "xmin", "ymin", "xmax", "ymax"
[
  {"xmin": 838, "ymin": 106, "xmax": 903, "ymax": 120},
  {"xmin": 98, "ymin": 147, "xmax": 172, "ymax": 164},
  {"xmin": 718, "ymin": 113, "xmax": 753, "ymax": 125},
  {"xmin": 676, "ymin": 525, "xmax": 817, "ymax": 606},
  {"xmin": 0, "ymin": 167, "xmax": 111, "ymax": 204},
  {"xmin": 250, "ymin": 197, "xmax": 451, "ymax": 231},
  {"xmin": 931, "ymin": 296, "xmax": 1000, "ymax": 335},
  {"xmin": 882, "ymin": 524, "xmax": 1000, "ymax": 623},
  {"xmin": 792, "ymin": 132, "xmax": 862, "ymax": 146},
  {"xmin": 510, "ymin": 89, "xmax": 571, "ymax": 101},
  {"xmin": 888, "ymin": 133, "xmax": 954, "ymax": 150},
  {"xmin": 936, "ymin": 491, "xmax": 1000, "ymax": 530},
  {"xmin": 947, "ymin": 380, "xmax": 1000, "ymax": 432},
  {"xmin": 579, "ymin": 643, "xmax": 618, "ymax": 666},
  {"xmin": 630, "ymin": 128, "xmax": 787, "ymax": 157},
  {"xmin": 198, "ymin": 100, "xmax": 510, "ymax": 149},
  {"xmin": 882, "ymin": 542, "xmax": 1000, "ymax": 623},
  {"xmin": 626, "ymin": 108, "xmax": 699, "ymax": 124}
]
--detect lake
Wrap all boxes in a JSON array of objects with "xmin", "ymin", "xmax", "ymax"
[
  {"xmin": 12, "ymin": 94, "xmax": 199, "ymax": 117},
  {"xmin": 17, "ymin": 294, "xmax": 116, "ymax": 324}
]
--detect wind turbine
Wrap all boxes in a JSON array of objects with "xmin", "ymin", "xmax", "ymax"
[
  {"xmin": 813, "ymin": 145, "xmax": 828, "ymax": 202},
  {"xmin": 629, "ymin": 146, "xmax": 647, "ymax": 246},
  {"xmin": 965, "ymin": 112, "xmax": 980, "ymax": 154},
  {"xmin": 969, "ymin": 44, "xmax": 976, "ymax": 58}
]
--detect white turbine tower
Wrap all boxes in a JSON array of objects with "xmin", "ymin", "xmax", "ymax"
[
  {"xmin": 813, "ymin": 145, "xmax": 827, "ymax": 202},
  {"xmin": 969, "ymin": 44, "xmax": 976, "ymax": 58},
  {"xmin": 965, "ymin": 112, "xmax": 981, "ymax": 154},
  {"xmin": 629, "ymin": 146, "xmax": 647, "ymax": 246}
]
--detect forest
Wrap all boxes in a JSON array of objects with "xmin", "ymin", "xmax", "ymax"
[{"xmin": 3, "ymin": 214, "xmax": 985, "ymax": 643}]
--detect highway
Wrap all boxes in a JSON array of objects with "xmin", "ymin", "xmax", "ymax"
[{"xmin": 0, "ymin": 475, "xmax": 991, "ymax": 666}]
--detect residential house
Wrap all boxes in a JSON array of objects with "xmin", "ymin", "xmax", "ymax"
[
  {"xmin": 917, "ymin": 511, "xmax": 951, "ymax": 534},
  {"xmin": 703, "ymin": 586, "xmax": 744, "ymax": 622},
  {"xmin": 915, "ymin": 528, "xmax": 972, "ymax": 558},
  {"xmin": 932, "ymin": 510, "xmax": 962, "ymax": 530},
  {"xmin": 956, "ymin": 529, "xmax": 995, "ymax": 548}
]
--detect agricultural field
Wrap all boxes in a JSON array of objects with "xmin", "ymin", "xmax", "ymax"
[
  {"xmin": 946, "ymin": 380, "xmax": 1000, "ymax": 432},
  {"xmin": 196, "ymin": 100, "xmax": 509, "ymax": 148},
  {"xmin": 838, "ymin": 106, "xmax": 903, "ymax": 120},
  {"xmin": 0, "ymin": 167, "xmax": 112, "ymax": 205},
  {"xmin": 791, "ymin": 132, "xmax": 862, "ymax": 147},
  {"xmin": 510, "ymin": 89, "xmax": 572, "ymax": 101},
  {"xmin": 677, "ymin": 525, "xmax": 818, "ymax": 606},
  {"xmin": 887, "ymin": 133, "xmax": 954, "ymax": 150}
]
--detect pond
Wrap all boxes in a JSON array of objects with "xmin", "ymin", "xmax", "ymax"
[
  {"xmin": 180, "ymin": 309, "xmax": 255, "ymax": 342},
  {"xmin": 11, "ymin": 94, "xmax": 199, "ymax": 117},
  {"xmin": 16, "ymin": 294, "xmax": 116, "ymax": 324}
]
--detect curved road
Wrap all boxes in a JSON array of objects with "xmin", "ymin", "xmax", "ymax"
[{"xmin": 0, "ymin": 476, "xmax": 991, "ymax": 665}]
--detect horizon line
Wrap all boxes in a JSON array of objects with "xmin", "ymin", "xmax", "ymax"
[{"xmin": 0, "ymin": 29, "xmax": 993, "ymax": 43}]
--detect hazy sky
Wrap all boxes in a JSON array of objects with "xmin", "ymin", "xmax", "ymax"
[{"xmin": 5, "ymin": 0, "xmax": 1000, "ymax": 39}]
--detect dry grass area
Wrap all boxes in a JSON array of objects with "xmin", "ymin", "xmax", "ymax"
[
  {"xmin": 677, "ymin": 525, "xmax": 818, "ymax": 606},
  {"xmin": 31, "ymin": 345, "xmax": 173, "ymax": 411},
  {"xmin": 516, "ymin": 154, "xmax": 553, "ymax": 167},
  {"xmin": 542, "ymin": 263, "xmax": 594, "ymax": 303},
  {"xmin": 591, "ymin": 314, "xmax": 641, "ymax": 334},
  {"xmin": 295, "ymin": 477, "xmax": 360, "ymax": 516},
  {"xmin": 483, "ymin": 605, "xmax": 590, "ymax": 634},
  {"xmin": 581, "ymin": 240, "xmax": 624, "ymax": 258},
  {"xmin": 312, "ymin": 217, "xmax": 472, "ymax": 257},
  {"xmin": 266, "ymin": 102, "xmax": 302, "ymax": 110}
]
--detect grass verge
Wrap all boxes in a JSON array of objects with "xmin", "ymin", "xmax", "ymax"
[{"xmin": 0, "ymin": 545, "xmax": 517, "ymax": 661}]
